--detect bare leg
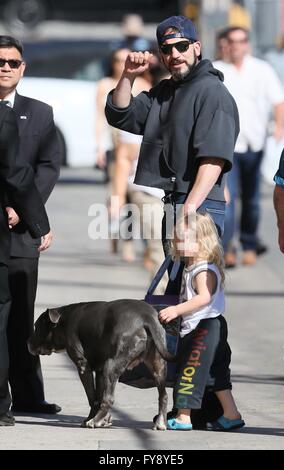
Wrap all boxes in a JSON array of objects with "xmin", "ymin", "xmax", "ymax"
[
  {"xmin": 111, "ymin": 143, "xmax": 138, "ymax": 262},
  {"xmin": 113, "ymin": 142, "xmax": 139, "ymax": 209},
  {"xmin": 175, "ymin": 408, "xmax": 192, "ymax": 424},
  {"xmin": 215, "ymin": 389, "xmax": 242, "ymax": 420}
]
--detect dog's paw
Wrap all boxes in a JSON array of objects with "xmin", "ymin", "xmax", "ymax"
[
  {"xmin": 81, "ymin": 418, "xmax": 95, "ymax": 428},
  {"xmin": 93, "ymin": 413, "xmax": 113, "ymax": 428},
  {"xmin": 82, "ymin": 413, "xmax": 113, "ymax": 429},
  {"xmin": 153, "ymin": 416, "xmax": 167, "ymax": 431},
  {"xmin": 153, "ymin": 423, "xmax": 167, "ymax": 431},
  {"xmin": 105, "ymin": 413, "xmax": 113, "ymax": 427}
]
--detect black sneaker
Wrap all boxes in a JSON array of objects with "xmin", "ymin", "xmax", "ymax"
[{"xmin": 0, "ymin": 412, "xmax": 15, "ymax": 426}]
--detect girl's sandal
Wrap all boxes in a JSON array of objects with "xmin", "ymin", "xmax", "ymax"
[
  {"xmin": 206, "ymin": 415, "xmax": 245, "ymax": 431},
  {"xmin": 167, "ymin": 418, "xmax": 193, "ymax": 430}
]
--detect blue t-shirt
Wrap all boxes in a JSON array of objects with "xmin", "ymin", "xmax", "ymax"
[{"xmin": 274, "ymin": 149, "xmax": 284, "ymax": 187}]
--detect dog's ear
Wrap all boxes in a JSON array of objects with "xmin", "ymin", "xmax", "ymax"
[{"xmin": 48, "ymin": 308, "xmax": 61, "ymax": 325}]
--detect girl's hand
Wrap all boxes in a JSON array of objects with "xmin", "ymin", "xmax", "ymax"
[{"xmin": 159, "ymin": 306, "xmax": 179, "ymax": 324}]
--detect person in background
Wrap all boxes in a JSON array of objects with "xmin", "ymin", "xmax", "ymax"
[
  {"xmin": 121, "ymin": 13, "xmax": 151, "ymax": 52},
  {"xmin": 111, "ymin": 53, "xmax": 167, "ymax": 269},
  {"xmin": 214, "ymin": 27, "xmax": 284, "ymax": 267},
  {"xmin": 96, "ymin": 47, "xmax": 132, "ymax": 258},
  {"xmin": 0, "ymin": 35, "xmax": 61, "ymax": 414},
  {"xmin": 128, "ymin": 153, "xmax": 168, "ymax": 293},
  {"xmin": 273, "ymin": 149, "xmax": 284, "ymax": 253},
  {"xmin": 0, "ymin": 103, "xmax": 52, "ymax": 426},
  {"xmin": 215, "ymin": 28, "xmax": 230, "ymax": 61},
  {"xmin": 95, "ymin": 48, "xmax": 128, "ymax": 181},
  {"xmin": 111, "ymin": 129, "xmax": 145, "ymax": 263},
  {"xmin": 96, "ymin": 47, "xmax": 149, "ymax": 261}
]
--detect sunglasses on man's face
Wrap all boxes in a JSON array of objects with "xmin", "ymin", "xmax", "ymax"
[
  {"xmin": 160, "ymin": 40, "xmax": 193, "ymax": 55},
  {"xmin": 0, "ymin": 58, "xmax": 23, "ymax": 69}
]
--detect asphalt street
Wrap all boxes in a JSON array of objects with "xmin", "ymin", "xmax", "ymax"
[{"xmin": 1, "ymin": 168, "xmax": 284, "ymax": 450}]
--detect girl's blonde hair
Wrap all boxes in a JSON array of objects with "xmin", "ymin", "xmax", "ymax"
[{"xmin": 172, "ymin": 212, "xmax": 225, "ymax": 286}]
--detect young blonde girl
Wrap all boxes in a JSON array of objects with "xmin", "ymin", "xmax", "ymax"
[{"xmin": 159, "ymin": 212, "xmax": 244, "ymax": 431}]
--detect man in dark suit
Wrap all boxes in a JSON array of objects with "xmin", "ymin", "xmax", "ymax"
[
  {"xmin": 0, "ymin": 35, "xmax": 61, "ymax": 414},
  {"xmin": 0, "ymin": 103, "xmax": 52, "ymax": 425}
]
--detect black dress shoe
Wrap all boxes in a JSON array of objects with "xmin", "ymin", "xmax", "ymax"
[
  {"xmin": 11, "ymin": 401, "xmax": 61, "ymax": 414},
  {"xmin": 0, "ymin": 412, "xmax": 15, "ymax": 426}
]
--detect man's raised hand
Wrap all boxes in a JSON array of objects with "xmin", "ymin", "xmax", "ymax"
[{"xmin": 123, "ymin": 51, "xmax": 153, "ymax": 78}]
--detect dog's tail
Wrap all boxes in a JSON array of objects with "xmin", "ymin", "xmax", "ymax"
[{"xmin": 145, "ymin": 313, "xmax": 176, "ymax": 362}]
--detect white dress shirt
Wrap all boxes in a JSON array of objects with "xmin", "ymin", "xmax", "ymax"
[
  {"xmin": 0, "ymin": 90, "xmax": 16, "ymax": 108},
  {"xmin": 214, "ymin": 55, "xmax": 284, "ymax": 153}
]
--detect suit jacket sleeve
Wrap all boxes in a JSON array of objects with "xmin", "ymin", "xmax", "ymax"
[
  {"xmin": 34, "ymin": 106, "xmax": 61, "ymax": 203},
  {"xmin": 0, "ymin": 106, "xmax": 50, "ymax": 238}
]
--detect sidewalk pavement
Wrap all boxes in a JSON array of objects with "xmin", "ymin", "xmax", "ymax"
[{"xmin": 1, "ymin": 169, "xmax": 284, "ymax": 450}]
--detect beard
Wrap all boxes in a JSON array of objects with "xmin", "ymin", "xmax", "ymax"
[{"xmin": 170, "ymin": 50, "xmax": 199, "ymax": 81}]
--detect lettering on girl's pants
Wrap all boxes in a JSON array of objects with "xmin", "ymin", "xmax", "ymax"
[{"xmin": 177, "ymin": 328, "xmax": 208, "ymax": 396}]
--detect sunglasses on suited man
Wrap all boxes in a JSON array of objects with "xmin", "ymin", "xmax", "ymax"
[
  {"xmin": 160, "ymin": 40, "xmax": 194, "ymax": 55},
  {"xmin": 0, "ymin": 59, "xmax": 23, "ymax": 69}
]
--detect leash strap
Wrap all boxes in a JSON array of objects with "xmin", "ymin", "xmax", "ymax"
[{"xmin": 146, "ymin": 255, "xmax": 181, "ymax": 295}]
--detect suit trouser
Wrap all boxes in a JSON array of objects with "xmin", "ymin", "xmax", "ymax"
[
  {"xmin": 7, "ymin": 257, "xmax": 45, "ymax": 406},
  {"xmin": 0, "ymin": 263, "xmax": 12, "ymax": 414}
]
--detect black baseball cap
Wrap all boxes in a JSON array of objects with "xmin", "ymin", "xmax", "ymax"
[{"xmin": 156, "ymin": 15, "xmax": 198, "ymax": 46}]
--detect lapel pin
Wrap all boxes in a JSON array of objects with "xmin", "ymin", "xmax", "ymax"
[{"xmin": 20, "ymin": 115, "xmax": 27, "ymax": 119}]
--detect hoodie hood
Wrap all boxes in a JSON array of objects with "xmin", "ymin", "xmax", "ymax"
[{"xmin": 170, "ymin": 59, "xmax": 224, "ymax": 86}]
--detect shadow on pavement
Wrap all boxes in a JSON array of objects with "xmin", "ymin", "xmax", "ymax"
[
  {"xmin": 14, "ymin": 414, "xmax": 83, "ymax": 429},
  {"xmin": 14, "ymin": 410, "xmax": 163, "ymax": 449},
  {"xmin": 227, "ymin": 291, "xmax": 284, "ymax": 297},
  {"xmin": 239, "ymin": 427, "xmax": 284, "ymax": 437},
  {"xmin": 58, "ymin": 176, "xmax": 106, "ymax": 186},
  {"xmin": 232, "ymin": 374, "xmax": 284, "ymax": 386},
  {"xmin": 14, "ymin": 416, "xmax": 284, "ymax": 439}
]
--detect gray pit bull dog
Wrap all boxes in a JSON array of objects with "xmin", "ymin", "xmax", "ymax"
[{"xmin": 28, "ymin": 299, "xmax": 174, "ymax": 430}]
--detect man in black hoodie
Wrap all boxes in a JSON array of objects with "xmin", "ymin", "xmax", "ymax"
[{"xmin": 105, "ymin": 16, "xmax": 239, "ymax": 294}]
